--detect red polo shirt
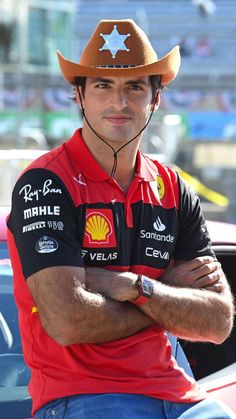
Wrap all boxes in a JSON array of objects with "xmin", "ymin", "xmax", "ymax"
[{"xmin": 7, "ymin": 129, "xmax": 211, "ymax": 414}]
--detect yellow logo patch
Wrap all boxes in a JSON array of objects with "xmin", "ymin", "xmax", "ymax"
[
  {"xmin": 86, "ymin": 213, "xmax": 110, "ymax": 241},
  {"xmin": 83, "ymin": 209, "xmax": 117, "ymax": 248},
  {"xmin": 157, "ymin": 175, "xmax": 165, "ymax": 199}
]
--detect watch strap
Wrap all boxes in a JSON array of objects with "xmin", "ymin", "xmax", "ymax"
[
  {"xmin": 132, "ymin": 274, "xmax": 153, "ymax": 305},
  {"xmin": 132, "ymin": 293, "xmax": 151, "ymax": 306}
]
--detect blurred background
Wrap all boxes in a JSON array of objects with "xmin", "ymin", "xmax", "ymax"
[{"xmin": 0, "ymin": 0, "xmax": 236, "ymax": 222}]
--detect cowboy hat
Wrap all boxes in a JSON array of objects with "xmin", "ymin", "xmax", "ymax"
[{"xmin": 57, "ymin": 19, "xmax": 181, "ymax": 86}]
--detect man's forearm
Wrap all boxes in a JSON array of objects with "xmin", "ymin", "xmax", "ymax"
[
  {"xmin": 137, "ymin": 280, "xmax": 234, "ymax": 344},
  {"xmin": 60, "ymin": 290, "xmax": 154, "ymax": 345},
  {"xmin": 84, "ymin": 261, "xmax": 234, "ymax": 345},
  {"xmin": 28, "ymin": 266, "xmax": 154, "ymax": 347}
]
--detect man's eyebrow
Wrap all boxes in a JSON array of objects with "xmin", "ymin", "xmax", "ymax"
[
  {"xmin": 125, "ymin": 79, "xmax": 149, "ymax": 86},
  {"xmin": 89, "ymin": 78, "xmax": 149, "ymax": 86},
  {"xmin": 89, "ymin": 77, "xmax": 114, "ymax": 84}
]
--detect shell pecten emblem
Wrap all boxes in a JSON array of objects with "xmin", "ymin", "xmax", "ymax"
[
  {"xmin": 83, "ymin": 209, "xmax": 117, "ymax": 248},
  {"xmin": 86, "ymin": 213, "xmax": 110, "ymax": 241}
]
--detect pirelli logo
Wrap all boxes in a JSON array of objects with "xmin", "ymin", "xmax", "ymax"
[{"xmin": 83, "ymin": 209, "xmax": 117, "ymax": 248}]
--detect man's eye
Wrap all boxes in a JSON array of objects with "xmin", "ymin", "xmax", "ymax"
[
  {"xmin": 130, "ymin": 84, "xmax": 142, "ymax": 91},
  {"xmin": 96, "ymin": 83, "xmax": 109, "ymax": 89}
]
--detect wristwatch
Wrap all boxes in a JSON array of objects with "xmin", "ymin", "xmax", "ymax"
[{"xmin": 132, "ymin": 275, "xmax": 154, "ymax": 306}]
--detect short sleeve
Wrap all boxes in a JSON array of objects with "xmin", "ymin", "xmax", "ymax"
[
  {"xmin": 7, "ymin": 168, "xmax": 84, "ymax": 279},
  {"xmin": 174, "ymin": 174, "xmax": 215, "ymax": 260}
]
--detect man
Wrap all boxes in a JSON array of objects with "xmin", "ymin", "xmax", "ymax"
[{"xmin": 7, "ymin": 19, "xmax": 234, "ymax": 418}]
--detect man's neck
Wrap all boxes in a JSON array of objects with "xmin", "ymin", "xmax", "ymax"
[{"xmin": 81, "ymin": 126, "xmax": 140, "ymax": 190}]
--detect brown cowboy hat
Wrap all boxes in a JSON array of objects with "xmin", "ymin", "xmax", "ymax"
[{"xmin": 57, "ymin": 19, "xmax": 181, "ymax": 86}]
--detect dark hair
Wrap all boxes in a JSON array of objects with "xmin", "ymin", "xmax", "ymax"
[
  {"xmin": 73, "ymin": 74, "xmax": 163, "ymax": 102},
  {"xmin": 74, "ymin": 76, "xmax": 87, "ymax": 97},
  {"xmin": 150, "ymin": 75, "xmax": 163, "ymax": 100}
]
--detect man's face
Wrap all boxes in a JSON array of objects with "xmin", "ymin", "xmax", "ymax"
[{"xmin": 78, "ymin": 76, "xmax": 155, "ymax": 145}]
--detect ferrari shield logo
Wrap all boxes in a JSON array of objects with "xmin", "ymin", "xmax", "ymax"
[{"xmin": 157, "ymin": 175, "xmax": 165, "ymax": 199}]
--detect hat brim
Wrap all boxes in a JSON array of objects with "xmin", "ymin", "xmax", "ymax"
[{"xmin": 57, "ymin": 46, "xmax": 180, "ymax": 86}]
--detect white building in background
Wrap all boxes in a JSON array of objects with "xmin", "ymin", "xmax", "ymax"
[
  {"xmin": 0, "ymin": 0, "xmax": 78, "ymax": 147},
  {"xmin": 0, "ymin": 0, "xmax": 76, "ymax": 74}
]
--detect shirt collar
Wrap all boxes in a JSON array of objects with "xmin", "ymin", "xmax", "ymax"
[
  {"xmin": 65, "ymin": 128, "xmax": 158, "ymax": 182},
  {"xmin": 65, "ymin": 128, "xmax": 110, "ymax": 181},
  {"xmin": 136, "ymin": 151, "xmax": 159, "ymax": 182}
]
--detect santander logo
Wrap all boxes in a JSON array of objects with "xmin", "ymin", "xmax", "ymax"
[{"xmin": 153, "ymin": 216, "xmax": 166, "ymax": 232}]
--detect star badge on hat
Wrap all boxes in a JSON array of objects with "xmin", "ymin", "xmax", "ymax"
[{"xmin": 99, "ymin": 25, "xmax": 130, "ymax": 59}]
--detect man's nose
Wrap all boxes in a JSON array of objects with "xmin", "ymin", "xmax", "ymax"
[{"xmin": 110, "ymin": 91, "xmax": 128, "ymax": 109}]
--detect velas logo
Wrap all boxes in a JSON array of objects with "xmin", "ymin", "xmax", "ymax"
[{"xmin": 83, "ymin": 209, "xmax": 117, "ymax": 248}]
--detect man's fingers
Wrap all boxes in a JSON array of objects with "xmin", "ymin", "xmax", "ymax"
[
  {"xmin": 190, "ymin": 261, "xmax": 222, "ymax": 278},
  {"xmin": 194, "ymin": 270, "xmax": 224, "ymax": 287},
  {"xmin": 187, "ymin": 256, "xmax": 216, "ymax": 271},
  {"xmin": 204, "ymin": 282, "xmax": 225, "ymax": 293},
  {"xmin": 160, "ymin": 257, "xmax": 224, "ymax": 291}
]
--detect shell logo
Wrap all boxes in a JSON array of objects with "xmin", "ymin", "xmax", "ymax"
[
  {"xmin": 83, "ymin": 209, "xmax": 117, "ymax": 248},
  {"xmin": 85, "ymin": 213, "xmax": 111, "ymax": 241}
]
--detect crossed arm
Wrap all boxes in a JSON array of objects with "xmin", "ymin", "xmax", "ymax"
[{"xmin": 27, "ymin": 256, "xmax": 234, "ymax": 346}]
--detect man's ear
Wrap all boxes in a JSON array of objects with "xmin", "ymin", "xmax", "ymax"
[{"xmin": 150, "ymin": 91, "xmax": 161, "ymax": 112}]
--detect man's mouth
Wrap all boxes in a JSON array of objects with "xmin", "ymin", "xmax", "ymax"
[{"xmin": 105, "ymin": 115, "xmax": 133, "ymax": 125}]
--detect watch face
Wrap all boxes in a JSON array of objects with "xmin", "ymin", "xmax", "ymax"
[
  {"xmin": 139, "ymin": 276, "xmax": 154, "ymax": 297},
  {"xmin": 142, "ymin": 278, "xmax": 153, "ymax": 296}
]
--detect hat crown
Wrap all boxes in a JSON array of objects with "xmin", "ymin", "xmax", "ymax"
[
  {"xmin": 80, "ymin": 19, "xmax": 158, "ymax": 69},
  {"xmin": 57, "ymin": 18, "xmax": 180, "ymax": 85}
]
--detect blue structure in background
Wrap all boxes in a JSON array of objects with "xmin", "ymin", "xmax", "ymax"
[{"xmin": 189, "ymin": 112, "xmax": 236, "ymax": 140}]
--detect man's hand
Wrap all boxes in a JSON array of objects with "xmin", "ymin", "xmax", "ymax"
[{"xmin": 160, "ymin": 256, "xmax": 225, "ymax": 292}]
